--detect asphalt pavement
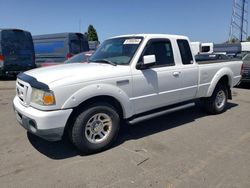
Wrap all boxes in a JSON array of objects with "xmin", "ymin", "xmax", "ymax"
[{"xmin": 0, "ymin": 80, "xmax": 250, "ymax": 188}]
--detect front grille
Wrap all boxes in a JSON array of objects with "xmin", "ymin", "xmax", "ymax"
[{"xmin": 16, "ymin": 79, "xmax": 30, "ymax": 106}]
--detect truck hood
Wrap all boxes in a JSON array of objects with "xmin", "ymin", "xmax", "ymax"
[{"xmin": 24, "ymin": 63, "xmax": 131, "ymax": 86}]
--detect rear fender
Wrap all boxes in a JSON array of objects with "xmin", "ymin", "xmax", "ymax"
[{"xmin": 206, "ymin": 67, "xmax": 233, "ymax": 97}]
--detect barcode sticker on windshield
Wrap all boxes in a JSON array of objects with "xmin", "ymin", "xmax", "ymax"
[{"xmin": 123, "ymin": 39, "xmax": 141, "ymax": 45}]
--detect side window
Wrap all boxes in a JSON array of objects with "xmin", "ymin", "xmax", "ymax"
[
  {"xmin": 34, "ymin": 41, "xmax": 65, "ymax": 54},
  {"xmin": 177, "ymin": 39, "xmax": 194, "ymax": 65},
  {"xmin": 201, "ymin": 46, "xmax": 210, "ymax": 53},
  {"xmin": 144, "ymin": 40, "xmax": 174, "ymax": 66}
]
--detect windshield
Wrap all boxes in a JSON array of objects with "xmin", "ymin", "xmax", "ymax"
[
  {"xmin": 89, "ymin": 37, "xmax": 143, "ymax": 65},
  {"xmin": 64, "ymin": 52, "xmax": 88, "ymax": 64}
]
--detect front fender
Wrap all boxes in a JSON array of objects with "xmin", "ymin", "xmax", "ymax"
[
  {"xmin": 206, "ymin": 67, "xmax": 233, "ymax": 97},
  {"xmin": 62, "ymin": 83, "xmax": 133, "ymax": 118}
]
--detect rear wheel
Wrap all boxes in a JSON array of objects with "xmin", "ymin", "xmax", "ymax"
[
  {"xmin": 204, "ymin": 84, "xmax": 228, "ymax": 114},
  {"xmin": 71, "ymin": 103, "xmax": 120, "ymax": 154}
]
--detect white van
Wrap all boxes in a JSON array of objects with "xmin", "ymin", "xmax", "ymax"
[
  {"xmin": 201, "ymin": 43, "xmax": 214, "ymax": 54},
  {"xmin": 190, "ymin": 42, "xmax": 201, "ymax": 55}
]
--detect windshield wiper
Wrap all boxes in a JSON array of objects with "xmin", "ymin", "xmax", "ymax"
[{"xmin": 90, "ymin": 59, "xmax": 117, "ymax": 66}]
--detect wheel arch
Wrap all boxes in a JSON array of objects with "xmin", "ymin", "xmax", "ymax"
[
  {"xmin": 63, "ymin": 95, "xmax": 125, "ymax": 139},
  {"xmin": 206, "ymin": 68, "xmax": 233, "ymax": 98},
  {"xmin": 73, "ymin": 95, "xmax": 124, "ymax": 117},
  {"xmin": 62, "ymin": 84, "xmax": 133, "ymax": 118}
]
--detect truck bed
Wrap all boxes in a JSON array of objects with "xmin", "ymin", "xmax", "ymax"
[
  {"xmin": 196, "ymin": 59, "xmax": 240, "ymax": 65},
  {"xmin": 195, "ymin": 59, "xmax": 242, "ymax": 98}
]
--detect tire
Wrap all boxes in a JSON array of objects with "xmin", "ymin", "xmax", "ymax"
[
  {"xmin": 204, "ymin": 84, "xmax": 228, "ymax": 114},
  {"xmin": 71, "ymin": 103, "xmax": 120, "ymax": 154}
]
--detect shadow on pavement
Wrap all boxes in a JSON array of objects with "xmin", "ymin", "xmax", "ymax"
[
  {"xmin": 0, "ymin": 76, "xmax": 16, "ymax": 81},
  {"xmin": 115, "ymin": 102, "xmax": 238, "ymax": 146},
  {"xmin": 235, "ymin": 82, "xmax": 250, "ymax": 89},
  {"xmin": 27, "ymin": 102, "xmax": 238, "ymax": 160},
  {"xmin": 27, "ymin": 133, "xmax": 79, "ymax": 160}
]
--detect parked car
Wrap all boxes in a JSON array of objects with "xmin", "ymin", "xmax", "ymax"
[
  {"xmin": 40, "ymin": 51, "xmax": 94, "ymax": 67},
  {"xmin": 64, "ymin": 51, "xmax": 94, "ymax": 64},
  {"xmin": 0, "ymin": 28, "xmax": 36, "ymax": 77},
  {"xmin": 240, "ymin": 52, "xmax": 250, "ymax": 83},
  {"xmin": 33, "ymin": 33, "xmax": 89, "ymax": 67},
  {"xmin": 13, "ymin": 34, "xmax": 242, "ymax": 153},
  {"xmin": 234, "ymin": 51, "xmax": 250, "ymax": 59},
  {"xmin": 195, "ymin": 53, "xmax": 230, "ymax": 62},
  {"xmin": 213, "ymin": 43, "xmax": 241, "ymax": 55}
]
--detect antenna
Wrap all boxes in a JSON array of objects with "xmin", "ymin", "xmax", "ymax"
[{"xmin": 229, "ymin": 0, "xmax": 248, "ymax": 42}]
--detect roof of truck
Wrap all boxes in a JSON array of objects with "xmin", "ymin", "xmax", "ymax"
[{"xmin": 110, "ymin": 34, "xmax": 189, "ymax": 40}]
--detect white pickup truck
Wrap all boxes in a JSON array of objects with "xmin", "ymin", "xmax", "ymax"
[{"xmin": 13, "ymin": 34, "xmax": 242, "ymax": 153}]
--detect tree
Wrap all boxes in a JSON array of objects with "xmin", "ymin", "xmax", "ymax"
[
  {"xmin": 227, "ymin": 38, "xmax": 239, "ymax": 44},
  {"xmin": 87, "ymin": 25, "xmax": 99, "ymax": 41},
  {"xmin": 247, "ymin": 36, "xmax": 250, "ymax": 42}
]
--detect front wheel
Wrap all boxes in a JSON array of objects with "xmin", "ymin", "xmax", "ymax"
[
  {"xmin": 204, "ymin": 84, "xmax": 228, "ymax": 114},
  {"xmin": 71, "ymin": 103, "xmax": 120, "ymax": 154}
]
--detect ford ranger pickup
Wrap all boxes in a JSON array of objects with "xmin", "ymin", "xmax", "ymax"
[{"xmin": 13, "ymin": 34, "xmax": 242, "ymax": 153}]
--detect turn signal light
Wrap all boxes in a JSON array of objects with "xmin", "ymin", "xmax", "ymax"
[
  {"xmin": 241, "ymin": 64, "xmax": 244, "ymax": 75},
  {"xmin": 43, "ymin": 93, "xmax": 55, "ymax": 105}
]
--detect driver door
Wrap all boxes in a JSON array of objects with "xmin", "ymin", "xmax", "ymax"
[{"xmin": 131, "ymin": 39, "xmax": 182, "ymax": 114}]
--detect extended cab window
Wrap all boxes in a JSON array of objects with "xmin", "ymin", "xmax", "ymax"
[
  {"xmin": 143, "ymin": 40, "xmax": 174, "ymax": 66},
  {"xmin": 177, "ymin": 39, "xmax": 194, "ymax": 65}
]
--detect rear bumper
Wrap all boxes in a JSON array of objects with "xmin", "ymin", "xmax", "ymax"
[{"xmin": 13, "ymin": 96, "xmax": 73, "ymax": 141}]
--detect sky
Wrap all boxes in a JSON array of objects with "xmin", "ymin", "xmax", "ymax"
[{"xmin": 0, "ymin": 0, "xmax": 249, "ymax": 43}]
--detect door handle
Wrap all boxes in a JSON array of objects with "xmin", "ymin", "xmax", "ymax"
[{"xmin": 172, "ymin": 71, "xmax": 181, "ymax": 77}]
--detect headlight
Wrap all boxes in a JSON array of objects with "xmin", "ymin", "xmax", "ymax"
[{"xmin": 31, "ymin": 88, "xmax": 56, "ymax": 106}]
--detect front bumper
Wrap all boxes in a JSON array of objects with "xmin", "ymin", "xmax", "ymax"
[{"xmin": 13, "ymin": 96, "xmax": 73, "ymax": 141}]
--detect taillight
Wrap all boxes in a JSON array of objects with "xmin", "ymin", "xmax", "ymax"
[
  {"xmin": 0, "ymin": 54, "xmax": 4, "ymax": 61},
  {"xmin": 241, "ymin": 63, "xmax": 244, "ymax": 75},
  {"xmin": 66, "ymin": 53, "xmax": 72, "ymax": 59}
]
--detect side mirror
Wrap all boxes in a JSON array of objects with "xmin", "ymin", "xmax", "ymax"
[
  {"xmin": 136, "ymin": 55, "xmax": 156, "ymax": 70},
  {"xmin": 143, "ymin": 55, "xmax": 156, "ymax": 66}
]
